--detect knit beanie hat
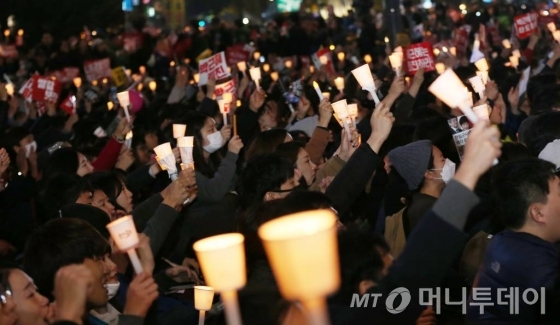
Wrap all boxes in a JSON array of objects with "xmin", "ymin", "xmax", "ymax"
[
  {"xmin": 60, "ymin": 204, "xmax": 111, "ymax": 239},
  {"xmin": 387, "ymin": 140, "xmax": 433, "ymax": 190}
]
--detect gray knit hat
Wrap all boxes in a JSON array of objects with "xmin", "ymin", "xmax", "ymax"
[{"xmin": 388, "ymin": 140, "xmax": 433, "ymax": 190}]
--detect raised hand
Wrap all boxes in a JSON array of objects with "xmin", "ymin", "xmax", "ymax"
[
  {"xmin": 53, "ymin": 264, "xmax": 93, "ymax": 324},
  {"xmin": 368, "ymin": 102, "xmax": 395, "ymax": 153},
  {"xmin": 228, "ymin": 135, "xmax": 244, "ymax": 154},
  {"xmin": 454, "ymin": 120, "xmax": 502, "ymax": 190},
  {"xmin": 123, "ymin": 273, "xmax": 158, "ymax": 318}
]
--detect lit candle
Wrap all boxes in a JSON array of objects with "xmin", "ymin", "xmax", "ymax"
[
  {"xmin": 270, "ymin": 71, "xmax": 279, "ymax": 82},
  {"xmin": 173, "ymin": 124, "xmax": 187, "ymax": 138},
  {"xmin": 434, "ymin": 48, "xmax": 441, "ymax": 56},
  {"xmin": 170, "ymin": 61, "xmax": 176, "ymax": 67},
  {"xmin": 313, "ymin": 81, "xmax": 324, "ymax": 101},
  {"xmin": 139, "ymin": 66, "xmax": 146, "ymax": 75},
  {"xmin": 236, "ymin": 62, "xmax": 247, "ymax": 73},
  {"xmin": 194, "ymin": 234, "xmax": 246, "ymax": 325},
  {"xmin": 337, "ymin": 52, "xmax": 345, "ymax": 61},
  {"xmin": 149, "ymin": 80, "xmax": 157, "ymax": 92},
  {"xmin": 435, "ymin": 62, "xmax": 445, "ymax": 74},
  {"xmin": 107, "ymin": 101, "xmax": 114, "ymax": 111},
  {"xmin": 125, "ymin": 131, "xmax": 133, "ymax": 149},
  {"xmin": 249, "ymin": 67, "xmax": 261, "ymax": 89},
  {"xmin": 502, "ymin": 39, "xmax": 511, "ymax": 49},
  {"xmin": 193, "ymin": 73, "xmax": 200, "ymax": 84},
  {"xmin": 253, "ymin": 51, "xmax": 261, "ymax": 61},
  {"xmin": 285, "ymin": 60, "xmax": 293, "ymax": 69},
  {"xmin": 384, "ymin": 37, "xmax": 389, "ymax": 43},
  {"xmin": 194, "ymin": 286, "xmax": 214, "ymax": 325},
  {"xmin": 509, "ymin": 56, "xmax": 519, "ymax": 69},
  {"xmin": 319, "ymin": 56, "xmax": 328, "ymax": 65},
  {"xmin": 364, "ymin": 54, "xmax": 372, "ymax": 64},
  {"xmin": 331, "ymin": 99, "xmax": 351, "ymax": 135},
  {"xmin": 73, "ymin": 77, "xmax": 82, "ymax": 88},
  {"xmin": 218, "ymin": 99, "xmax": 229, "ymax": 126},
  {"xmin": 334, "ymin": 77, "xmax": 344, "ymax": 92},
  {"xmin": 263, "ymin": 63, "xmax": 270, "ymax": 73},
  {"xmin": 351, "ymin": 64, "xmax": 379, "ymax": 104}
]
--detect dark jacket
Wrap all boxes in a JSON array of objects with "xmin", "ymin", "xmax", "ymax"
[{"xmin": 467, "ymin": 230, "xmax": 558, "ymax": 325}]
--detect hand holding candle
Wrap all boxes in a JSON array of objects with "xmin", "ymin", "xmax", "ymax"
[
  {"xmin": 249, "ymin": 67, "xmax": 261, "ymax": 90},
  {"xmin": 334, "ymin": 77, "xmax": 344, "ymax": 92},
  {"xmin": 106, "ymin": 216, "xmax": 143, "ymax": 274}
]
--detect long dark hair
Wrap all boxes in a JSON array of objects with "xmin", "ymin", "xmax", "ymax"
[
  {"xmin": 184, "ymin": 112, "xmax": 222, "ymax": 178},
  {"xmin": 245, "ymin": 128, "xmax": 289, "ymax": 161},
  {"xmin": 86, "ymin": 171, "xmax": 127, "ymax": 212}
]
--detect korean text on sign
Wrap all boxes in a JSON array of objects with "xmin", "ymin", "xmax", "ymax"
[
  {"xmin": 84, "ymin": 58, "xmax": 112, "ymax": 82},
  {"xmin": 198, "ymin": 52, "xmax": 231, "ymax": 86},
  {"xmin": 31, "ymin": 76, "xmax": 61, "ymax": 103},
  {"xmin": 514, "ymin": 12, "xmax": 538, "ymax": 39},
  {"xmin": 214, "ymin": 80, "xmax": 237, "ymax": 103},
  {"xmin": 405, "ymin": 42, "xmax": 435, "ymax": 75}
]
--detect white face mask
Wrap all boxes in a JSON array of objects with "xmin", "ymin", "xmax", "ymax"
[
  {"xmin": 25, "ymin": 141, "xmax": 37, "ymax": 158},
  {"xmin": 104, "ymin": 282, "xmax": 120, "ymax": 300},
  {"xmin": 203, "ymin": 131, "xmax": 223, "ymax": 154},
  {"xmin": 432, "ymin": 158, "xmax": 456, "ymax": 184}
]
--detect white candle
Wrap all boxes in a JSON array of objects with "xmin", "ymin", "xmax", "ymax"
[{"xmin": 313, "ymin": 81, "xmax": 324, "ymax": 101}]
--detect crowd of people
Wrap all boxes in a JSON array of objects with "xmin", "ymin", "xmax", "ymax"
[{"xmin": 0, "ymin": 0, "xmax": 560, "ymax": 324}]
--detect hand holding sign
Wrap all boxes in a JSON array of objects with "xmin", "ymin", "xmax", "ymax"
[{"xmin": 454, "ymin": 120, "xmax": 502, "ymax": 191}]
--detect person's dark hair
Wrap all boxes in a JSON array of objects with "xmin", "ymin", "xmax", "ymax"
[
  {"xmin": 530, "ymin": 85, "xmax": 560, "ymax": 115},
  {"xmin": 245, "ymin": 129, "xmax": 289, "ymax": 161},
  {"xmin": 44, "ymin": 147, "xmax": 80, "ymax": 180},
  {"xmin": 458, "ymin": 116, "xmax": 469, "ymax": 126},
  {"xmin": 237, "ymin": 154, "xmax": 295, "ymax": 211},
  {"xmin": 184, "ymin": 112, "xmax": 222, "ymax": 178},
  {"xmin": 492, "ymin": 158, "xmax": 557, "ymax": 230},
  {"xmin": 283, "ymin": 190, "xmax": 334, "ymax": 212},
  {"xmin": 60, "ymin": 204, "xmax": 111, "ymax": 239},
  {"xmin": 39, "ymin": 173, "xmax": 92, "ymax": 223},
  {"xmin": 498, "ymin": 142, "xmax": 532, "ymax": 163},
  {"xmin": 524, "ymin": 112, "xmax": 560, "ymax": 157},
  {"xmin": 1, "ymin": 127, "xmax": 29, "ymax": 154},
  {"xmin": 85, "ymin": 171, "xmax": 126, "ymax": 212},
  {"xmin": 23, "ymin": 218, "xmax": 110, "ymax": 300},
  {"xmin": 527, "ymin": 73, "xmax": 558, "ymax": 104},
  {"xmin": 334, "ymin": 228, "xmax": 388, "ymax": 303},
  {"xmin": 275, "ymin": 141, "xmax": 305, "ymax": 167}
]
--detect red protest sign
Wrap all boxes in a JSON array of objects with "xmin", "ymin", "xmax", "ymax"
[
  {"xmin": 514, "ymin": 12, "xmax": 538, "ymax": 39},
  {"xmin": 50, "ymin": 67, "xmax": 80, "ymax": 84},
  {"xmin": 214, "ymin": 80, "xmax": 237, "ymax": 103},
  {"xmin": 225, "ymin": 45, "xmax": 251, "ymax": 66},
  {"xmin": 31, "ymin": 76, "xmax": 61, "ymax": 102},
  {"xmin": 405, "ymin": 42, "xmax": 435, "ymax": 75},
  {"xmin": 198, "ymin": 52, "xmax": 230, "ymax": 86},
  {"xmin": 123, "ymin": 33, "xmax": 143, "ymax": 53},
  {"xmin": 19, "ymin": 78, "xmax": 34, "ymax": 100},
  {"xmin": 84, "ymin": 58, "xmax": 111, "ymax": 82},
  {"xmin": 311, "ymin": 48, "xmax": 335, "ymax": 75},
  {"xmin": 0, "ymin": 45, "xmax": 18, "ymax": 58},
  {"xmin": 60, "ymin": 95, "xmax": 76, "ymax": 114}
]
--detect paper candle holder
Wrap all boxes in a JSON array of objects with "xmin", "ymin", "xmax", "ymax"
[
  {"xmin": 193, "ymin": 73, "xmax": 200, "ymax": 84},
  {"xmin": 194, "ymin": 233, "xmax": 246, "ymax": 291},
  {"xmin": 106, "ymin": 216, "xmax": 143, "ymax": 274},
  {"xmin": 319, "ymin": 55, "xmax": 328, "ymax": 65},
  {"xmin": 258, "ymin": 210, "xmax": 339, "ymax": 325},
  {"xmin": 5, "ymin": 83, "xmax": 14, "ymax": 96},
  {"xmin": 194, "ymin": 286, "xmax": 214, "ymax": 311},
  {"xmin": 334, "ymin": 77, "xmax": 344, "ymax": 91},
  {"xmin": 476, "ymin": 71, "xmax": 489, "ymax": 85},
  {"xmin": 388, "ymin": 52, "xmax": 403, "ymax": 75},
  {"xmin": 512, "ymin": 50, "xmax": 521, "ymax": 58},
  {"xmin": 236, "ymin": 62, "xmax": 247, "ymax": 72},
  {"xmin": 502, "ymin": 39, "xmax": 511, "ymax": 49},
  {"xmin": 331, "ymin": 100, "xmax": 348, "ymax": 119},
  {"xmin": 473, "ymin": 104, "xmax": 490, "ymax": 120},
  {"xmin": 322, "ymin": 92, "xmax": 330, "ymax": 101},
  {"xmin": 117, "ymin": 91, "xmax": 130, "ymax": 108},
  {"xmin": 177, "ymin": 137, "xmax": 194, "ymax": 169},
  {"xmin": 253, "ymin": 52, "xmax": 261, "ymax": 61},
  {"xmin": 428, "ymin": 68, "xmax": 478, "ymax": 123},
  {"xmin": 177, "ymin": 136, "xmax": 194, "ymax": 148},
  {"xmin": 154, "ymin": 142, "xmax": 173, "ymax": 160},
  {"xmin": 249, "ymin": 67, "xmax": 261, "ymax": 89},
  {"xmin": 270, "ymin": 71, "xmax": 279, "ymax": 82},
  {"xmin": 474, "ymin": 58, "xmax": 489, "ymax": 72},
  {"xmin": 469, "ymin": 76, "xmax": 485, "ymax": 98},
  {"xmin": 173, "ymin": 124, "xmax": 187, "ymax": 139},
  {"xmin": 351, "ymin": 64, "xmax": 380, "ymax": 104}
]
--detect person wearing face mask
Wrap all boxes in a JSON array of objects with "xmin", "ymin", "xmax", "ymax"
[{"xmin": 384, "ymin": 140, "xmax": 455, "ymax": 258}]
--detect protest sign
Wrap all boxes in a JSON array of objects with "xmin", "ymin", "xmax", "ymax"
[
  {"xmin": 198, "ymin": 52, "xmax": 230, "ymax": 86},
  {"xmin": 225, "ymin": 45, "xmax": 252, "ymax": 66},
  {"xmin": 111, "ymin": 67, "xmax": 129, "ymax": 87},
  {"xmin": 452, "ymin": 25, "xmax": 470, "ymax": 57},
  {"xmin": 514, "ymin": 12, "xmax": 538, "ymax": 39},
  {"xmin": 404, "ymin": 42, "xmax": 435, "ymax": 75},
  {"xmin": 50, "ymin": 67, "xmax": 80, "ymax": 84},
  {"xmin": 311, "ymin": 48, "xmax": 335, "ymax": 74},
  {"xmin": 214, "ymin": 79, "xmax": 237, "ymax": 100},
  {"xmin": 84, "ymin": 58, "xmax": 111, "ymax": 82},
  {"xmin": 448, "ymin": 116, "xmax": 472, "ymax": 160},
  {"xmin": 60, "ymin": 95, "xmax": 76, "ymax": 114},
  {"xmin": 19, "ymin": 78, "xmax": 34, "ymax": 101},
  {"xmin": 31, "ymin": 76, "xmax": 61, "ymax": 102}
]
